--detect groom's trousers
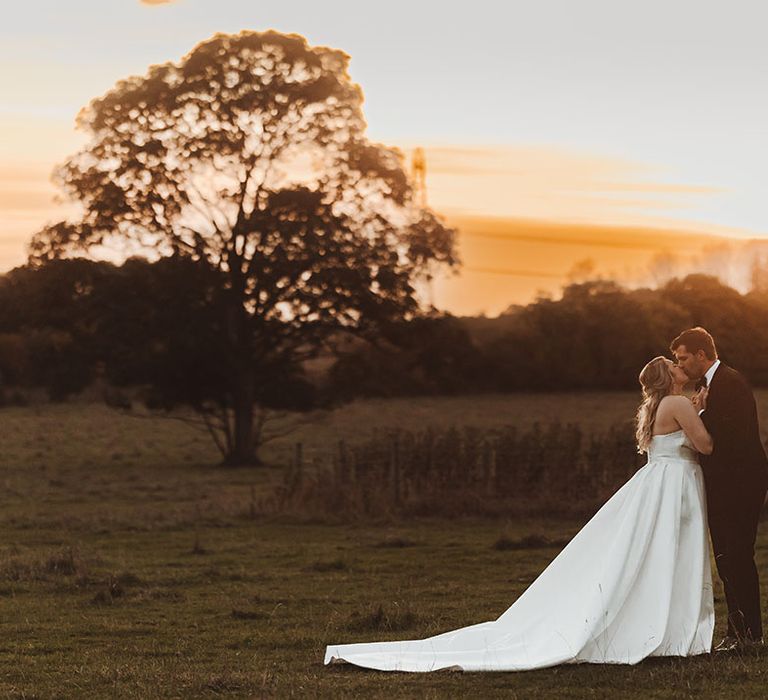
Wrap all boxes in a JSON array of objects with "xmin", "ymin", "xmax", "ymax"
[{"xmin": 708, "ymin": 487, "xmax": 766, "ymax": 641}]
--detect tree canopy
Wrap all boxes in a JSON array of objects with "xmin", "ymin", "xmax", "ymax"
[{"xmin": 29, "ymin": 30, "xmax": 458, "ymax": 464}]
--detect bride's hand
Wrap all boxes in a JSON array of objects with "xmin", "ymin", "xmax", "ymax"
[{"xmin": 691, "ymin": 387, "xmax": 708, "ymax": 412}]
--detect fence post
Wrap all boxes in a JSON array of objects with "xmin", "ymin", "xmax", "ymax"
[
  {"xmin": 484, "ymin": 441, "xmax": 496, "ymax": 496},
  {"xmin": 390, "ymin": 433, "xmax": 401, "ymax": 507},
  {"xmin": 294, "ymin": 442, "xmax": 303, "ymax": 472},
  {"xmin": 337, "ymin": 439, "xmax": 347, "ymax": 483}
]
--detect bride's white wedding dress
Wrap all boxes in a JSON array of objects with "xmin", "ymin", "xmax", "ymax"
[{"xmin": 324, "ymin": 430, "xmax": 714, "ymax": 672}]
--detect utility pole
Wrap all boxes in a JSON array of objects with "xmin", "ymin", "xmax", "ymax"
[{"xmin": 411, "ymin": 147, "xmax": 435, "ymax": 308}]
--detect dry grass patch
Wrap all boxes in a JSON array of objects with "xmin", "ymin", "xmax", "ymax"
[{"xmin": 346, "ymin": 603, "xmax": 421, "ymax": 634}]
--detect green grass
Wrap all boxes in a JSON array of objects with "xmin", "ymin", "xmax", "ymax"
[{"xmin": 1, "ymin": 395, "xmax": 768, "ymax": 697}]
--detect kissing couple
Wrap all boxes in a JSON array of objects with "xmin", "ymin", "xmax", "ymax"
[{"xmin": 324, "ymin": 327, "xmax": 768, "ymax": 672}]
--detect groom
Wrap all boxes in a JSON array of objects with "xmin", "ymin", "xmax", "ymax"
[{"xmin": 671, "ymin": 327, "xmax": 768, "ymax": 650}]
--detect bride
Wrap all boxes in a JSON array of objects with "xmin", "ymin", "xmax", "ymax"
[{"xmin": 324, "ymin": 356, "xmax": 715, "ymax": 672}]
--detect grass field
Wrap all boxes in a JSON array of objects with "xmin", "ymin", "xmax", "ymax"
[{"xmin": 1, "ymin": 395, "xmax": 768, "ymax": 698}]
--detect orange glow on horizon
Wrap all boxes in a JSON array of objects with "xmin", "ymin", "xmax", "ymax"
[
  {"xmin": 1, "ymin": 135, "xmax": 765, "ymax": 317},
  {"xmin": 431, "ymin": 213, "xmax": 763, "ymax": 317}
]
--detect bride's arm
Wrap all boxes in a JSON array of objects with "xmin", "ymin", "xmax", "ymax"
[{"xmin": 670, "ymin": 396, "xmax": 714, "ymax": 455}]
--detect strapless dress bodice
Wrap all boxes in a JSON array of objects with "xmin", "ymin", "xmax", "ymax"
[{"xmin": 647, "ymin": 430, "xmax": 699, "ymax": 464}]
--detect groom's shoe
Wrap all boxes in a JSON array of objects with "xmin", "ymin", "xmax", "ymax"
[{"xmin": 713, "ymin": 636, "xmax": 740, "ymax": 652}]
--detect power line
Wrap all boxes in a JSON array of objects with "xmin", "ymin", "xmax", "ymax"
[
  {"xmin": 461, "ymin": 229, "xmax": 665, "ymax": 251},
  {"xmin": 463, "ymin": 265, "xmax": 567, "ymax": 279}
]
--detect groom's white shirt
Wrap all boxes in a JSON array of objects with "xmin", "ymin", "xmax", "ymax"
[
  {"xmin": 704, "ymin": 359, "xmax": 721, "ymax": 388},
  {"xmin": 698, "ymin": 359, "xmax": 721, "ymax": 415}
]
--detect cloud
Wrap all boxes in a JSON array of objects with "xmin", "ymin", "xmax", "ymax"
[{"xmin": 400, "ymin": 144, "xmax": 730, "ymax": 235}]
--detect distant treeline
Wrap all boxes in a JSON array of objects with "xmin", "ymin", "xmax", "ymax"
[
  {"xmin": 2, "ymin": 259, "xmax": 768, "ymax": 405},
  {"xmin": 330, "ymin": 273, "xmax": 768, "ymax": 394}
]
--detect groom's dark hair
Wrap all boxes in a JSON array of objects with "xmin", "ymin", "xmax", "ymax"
[{"xmin": 670, "ymin": 327, "xmax": 718, "ymax": 360}]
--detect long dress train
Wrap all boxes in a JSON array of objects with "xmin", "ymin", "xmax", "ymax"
[{"xmin": 324, "ymin": 430, "xmax": 714, "ymax": 672}]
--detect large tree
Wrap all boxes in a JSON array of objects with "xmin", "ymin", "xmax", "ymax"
[{"xmin": 30, "ymin": 30, "xmax": 457, "ymax": 465}]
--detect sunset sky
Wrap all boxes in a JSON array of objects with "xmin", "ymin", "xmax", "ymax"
[{"xmin": 2, "ymin": 0, "xmax": 767, "ymax": 315}]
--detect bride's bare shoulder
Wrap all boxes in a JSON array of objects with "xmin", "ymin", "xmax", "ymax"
[
  {"xmin": 659, "ymin": 395, "xmax": 688, "ymax": 404},
  {"xmin": 658, "ymin": 395, "xmax": 693, "ymax": 413}
]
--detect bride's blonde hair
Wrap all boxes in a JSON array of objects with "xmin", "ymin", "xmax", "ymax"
[{"xmin": 636, "ymin": 356, "xmax": 674, "ymax": 453}]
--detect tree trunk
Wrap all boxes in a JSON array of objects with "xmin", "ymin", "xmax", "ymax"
[
  {"xmin": 224, "ymin": 370, "xmax": 261, "ymax": 466},
  {"xmin": 222, "ymin": 276, "xmax": 262, "ymax": 466}
]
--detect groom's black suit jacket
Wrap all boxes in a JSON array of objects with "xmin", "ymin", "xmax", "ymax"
[{"xmin": 699, "ymin": 363, "xmax": 768, "ymax": 510}]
